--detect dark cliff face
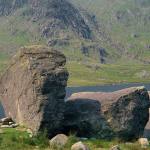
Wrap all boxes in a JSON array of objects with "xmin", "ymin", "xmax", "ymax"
[
  {"xmin": 0, "ymin": 0, "xmax": 27, "ymax": 15},
  {"xmin": 135, "ymin": 0, "xmax": 150, "ymax": 7},
  {"xmin": 0, "ymin": 0, "xmax": 92, "ymax": 39},
  {"xmin": 29, "ymin": 0, "xmax": 92, "ymax": 39},
  {"xmin": 0, "ymin": 0, "xmax": 107, "ymax": 63}
]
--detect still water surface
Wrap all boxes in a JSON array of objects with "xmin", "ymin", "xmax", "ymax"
[{"xmin": 66, "ymin": 83, "xmax": 150, "ymax": 98}]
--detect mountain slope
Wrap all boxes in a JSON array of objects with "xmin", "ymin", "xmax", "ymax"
[
  {"xmin": 0, "ymin": 0, "xmax": 113, "ymax": 64},
  {"xmin": 71, "ymin": 0, "xmax": 150, "ymax": 62},
  {"xmin": 0, "ymin": 0, "xmax": 92, "ymax": 39},
  {"xmin": 0, "ymin": 0, "xmax": 150, "ymax": 86}
]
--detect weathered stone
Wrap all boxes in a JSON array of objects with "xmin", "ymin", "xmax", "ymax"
[
  {"xmin": 11, "ymin": 123, "xmax": 19, "ymax": 128},
  {"xmin": 138, "ymin": 138, "xmax": 149, "ymax": 148},
  {"xmin": 71, "ymin": 141, "xmax": 90, "ymax": 150},
  {"xmin": 0, "ymin": 118, "xmax": 18, "ymax": 128},
  {"xmin": 1, "ymin": 125, "xmax": 12, "ymax": 128},
  {"xmin": 0, "ymin": 117, "xmax": 14, "ymax": 125},
  {"xmin": 49, "ymin": 134, "xmax": 68, "ymax": 148},
  {"xmin": 144, "ymin": 92, "xmax": 150, "ymax": 138},
  {"xmin": 0, "ymin": 45, "xmax": 68, "ymax": 137},
  {"xmin": 8, "ymin": 122, "xmax": 14, "ymax": 125},
  {"xmin": 64, "ymin": 87, "xmax": 150, "ymax": 140},
  {"xmin": 110, "ymin": 145, "xmax": 121, "ymax": 150}
]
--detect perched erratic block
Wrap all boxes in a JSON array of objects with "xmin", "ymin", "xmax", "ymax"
[
  {"xmin": 0, "ymin": 45, "xmax": 68, "ymax": 137},
  {"xmin": 64, "ymin": 87, "xmax": 150, "ymax": 140}
]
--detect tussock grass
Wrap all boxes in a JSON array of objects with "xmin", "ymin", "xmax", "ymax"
[{"xmin": 0, "ymin": 128, "xmax": 150, "ymax": 150}]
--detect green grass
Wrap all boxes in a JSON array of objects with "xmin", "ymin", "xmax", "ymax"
[
  {"xmin": 0, "ymin": 128, "xmax": 150, "ymax": 150},
  {"xmin": 67, "ymin": 61, "xmax": 150, "ymax": 86},
  {"xmin": 0, "ymin": 128, "xmax": 49, "ymax": 150},
  {"xmin": 1, "ymin": 53, "xmax": 150, "ymax": 86}
]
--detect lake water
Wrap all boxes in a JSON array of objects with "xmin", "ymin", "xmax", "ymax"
[{"xmin": 66, "ymin": 83, "xmax": 150, "ymax": 98}]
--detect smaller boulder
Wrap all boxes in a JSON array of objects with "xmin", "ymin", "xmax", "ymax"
[
  {"xmin": 8, "ymin": 122, "xmax": 14, "ymax": 125},
  {"xmin": 110, "ymin": 145, "xmax": 121, "ymax": 150},
  {"xmin": 49, "ymin": 134, "xmax": 68, "ymax": 148},
  {"xmin": 65, "ymin": 87, "xmax": 150, "ymax": 140},
  {"xmin": 1, "ymin": 125, "xmax": 12, "ymax": 128},
  {"xmin": 0, "ymin": 117, "xmax": 18, "ymax": 128},
  {"xmin": 138, "ymin": 138, "xmax": 149, "ymax": 148},
  {"xmin": 0, "ymin": 117, "xmax": 14, "ymax": 125},
  {"xmin": 11, "ymin": 123, "xmax": 19, "ymax": 128},
  {"xmin": 71, "ymin": 141, "xmax": 90, "ymax": 150}
]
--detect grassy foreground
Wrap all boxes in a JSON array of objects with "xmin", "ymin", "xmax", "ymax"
[{"xmin": 0, "ymin": 128, "xmax": 149, "ymax": 150}]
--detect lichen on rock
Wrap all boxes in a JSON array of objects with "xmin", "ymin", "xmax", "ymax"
[
  {"xmin": 64, "ymin": 87, "xmax": 150, "ymax": 140},
  {"xmin": 0, "ymin": 45, "xmax": 69, "ymax": 137}
]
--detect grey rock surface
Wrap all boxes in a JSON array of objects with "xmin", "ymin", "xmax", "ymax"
[
  {"xmin": 0, "ymin": 45, "xmax": 68, "ymax": 137},
  {"xmin": 64, "ymin": 87, "xmax": 150, "ymax": 140}
]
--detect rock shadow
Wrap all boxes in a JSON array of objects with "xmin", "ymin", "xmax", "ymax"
[
  {"xmin": 0, "ymin": 101, "xmax": 5, "ymax": 119},
  {"xmin": 62, "ymin": 99, "xmax": 114, "ymax": 139}
]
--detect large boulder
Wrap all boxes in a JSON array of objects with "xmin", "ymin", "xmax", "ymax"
[
  {"xmin": 144, "ymin": 91, "xmax": 150, "ymax": 138},
  {"xmin": 63, "ymin": 87, "xmax": 150, "ymax": 140},
  {"xmin": 0, "ymin": 45, "xmax": 68, "ymax": 137}
]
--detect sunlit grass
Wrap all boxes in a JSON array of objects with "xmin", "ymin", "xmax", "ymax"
[
  {"xmin": 0, "ymin": 128, "xmax": 150, "ymax": 150},
  {"xmin": 67, "ymin": 61, "xmax": 150, "ymax": 86}
]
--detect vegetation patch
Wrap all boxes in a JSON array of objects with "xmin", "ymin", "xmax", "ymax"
[
  {"xmin": 0, "ymin": 128, "xmax": 150, "ymax": 150},
  {"xmin": 67, "ymin": 61, "xmax": 150, "ymax": 86}
]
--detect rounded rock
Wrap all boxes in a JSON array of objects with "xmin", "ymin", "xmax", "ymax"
[
  {"xmin": 71, "ymin": 141, "xmax": 90, "ymax": 150},
  {"xmin": 50, "ymin": 134, "xmax": 68, "ymax": 148},
  {"xmin": 110, "ymin": 145, "xmax": 121, "ymax": 150},
  {"xmin": 138, "ymin": 138, "xmax": 149, "ymax": 148}
]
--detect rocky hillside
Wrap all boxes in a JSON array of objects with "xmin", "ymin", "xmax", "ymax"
[
  {"xmin": 0, "ymin": 0, "xmax": 91, "ymax": 38},
  {"xmin": 0, "ymin": 0, "xmax": 27, "ymax": 15},
  {"xmin": 71, "ymin": 0, "xmax": 150, "ymax": 63},
  {"xmin": 0, "ymin": 0, "xmax": 123, "ymax": 64},
  {"xmin": 0, "ymin": 0, "xmax": 149, "ymax": 64},
  {"xmin": 0, "ymin": 0, "xmax": 150, "ymax": 86},
  {"xmin": 29, "ymin": 0, "xmax": 92, "ymax": 39},
  {"xmin": 1, "ymin": 0, "xmax": 149, "ymax": 63}
]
